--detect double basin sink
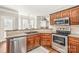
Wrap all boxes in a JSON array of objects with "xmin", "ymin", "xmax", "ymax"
[{"xmin": 25, "ymin": 31, "xmax": 38, "ymax": 34}]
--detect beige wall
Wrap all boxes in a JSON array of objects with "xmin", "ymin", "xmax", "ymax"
[{"xmin": 71, "ymin": 25, "xmax": 79, "ymax": 35}]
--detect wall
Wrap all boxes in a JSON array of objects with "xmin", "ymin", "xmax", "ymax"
[
  {"xmin": 0, "ymin": 7, "xmax": 18, "ymax": 42},
  {"xmin": 0, "ymin": 7, "xmax": 18, "ymax": 30},
  {"xmin": 18, "ymin": 15, "xmax": 37, "ymax": 29},
  {"xmin": 71, "ymin": 25, "xmax": 79, "ymax": 35},
  {"xmin": 0, "ymin": 29, "xmax": 6, "ymax": 42}
]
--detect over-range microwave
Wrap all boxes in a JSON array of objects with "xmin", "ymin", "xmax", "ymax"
[{"xmin": 54, "ymin": 17, "xmax": 70, "ymax": 25}]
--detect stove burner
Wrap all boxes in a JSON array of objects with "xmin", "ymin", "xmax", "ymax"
[{"xmin": 56, "ymin": 30, "xmax": 71, "ymax": 36}]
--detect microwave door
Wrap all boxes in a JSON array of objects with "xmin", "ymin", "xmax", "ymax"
[{"xmin": 55, "ymin": 17, "xmax": 70, "ymax": 25}]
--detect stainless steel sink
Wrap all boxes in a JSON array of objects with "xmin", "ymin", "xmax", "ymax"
[{"xmin": 25, "ymin": 31, "xmax": 38, "ymax": 34}]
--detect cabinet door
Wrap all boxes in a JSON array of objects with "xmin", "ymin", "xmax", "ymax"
[
  {"xmin": 68, "ymin": 37, "xmax": 76, "ymax": 53},
  {"xmin": 41, "ymin": 39, "xmax": 51, "ymax": 46},
  {"xmin": 27, "ymin": 36, "xmax": 34, "ymax": 51},
  {"xmin": 68, "ymin": 36, "xmax": 79, "ymax": 53},
  {"xmin": 69, "ymin": 41, "xmax": 77, "ymax": 53},
  {"xmin": 50, "ymin": 13, "xmax": 57, "ymax": 25},
  {"xmin": 61, "ymin": 9, "xmax": 70, "ymax": 17},
  {"xmin": 56, "ymin": 12, "xmax": 62, "ymax": 19},
  {"xmin": 40, "ymin": 33, "xmax": 52, "ymax": 46},
  {"xmin": 76, "ymin": 40, "xmax": 79, "ymax": 53},
  {"xmin": 50, "ymin": 15, "xmax": 53, "ymax": 25},
  {"xmin": 70, "ymin": 7, "xmax": 79, "ymax": 25},
  {"xmin": 50, "ymin": 12, "xmax": 62, "ymax": 25},
  {"xmin": 34, "ymin": 34, "xmax": 40, "ymax": 48},
  {"xmin": 34, "ymin": 36, "xmax": 40, "ymax": 47}
]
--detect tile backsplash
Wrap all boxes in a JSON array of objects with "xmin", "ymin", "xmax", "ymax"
[{"xmin": 71, "ymin": 25, "xmax": 79, "ymax": 34}]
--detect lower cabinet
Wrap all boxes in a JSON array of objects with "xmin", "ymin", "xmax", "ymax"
[
  {"xmin": 27, "ymin": 33, "xmax": 52, "ymax": 52},
  {"xmin": 27, "ymin": 34, "xmax": 40, "ymax": 51},
  {"xmin": 68, "ymin": 36, "xmax": 79, "ymax": 53},
  {"xmin": 40, "ymin": 33, "xmax": 52, "ymax": 47},
  {"xmin": 34, "ymin": 35, "xmax": 40, "ymax": 47},
  {"xmin": 27, "ymin": 36, "xmax": 34, "ymax": 51}
]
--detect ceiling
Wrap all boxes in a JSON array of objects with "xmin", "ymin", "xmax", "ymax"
[{"xmin": 2, "ymin": 5, "xmax": 75, "ymax": 16}]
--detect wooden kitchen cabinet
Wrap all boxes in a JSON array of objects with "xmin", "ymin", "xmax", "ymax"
[
  {"xmin": 50, "ymin": 13, "xmax": 57, "ymax": 25},
  {"xmin": 68, "ymin": 36, "xmax": 79, "ymax": 53},
  {"xmin": 50, "ymin": 12, "xmax": 62, "ymax": 25},
  {"xmin": 61, "ymin": 9, "xmax": 70, "ymax": 17},
  {"xmin": 70, "ymin": 7, "xmax": 79, "ymax": 25},
  {"xmin": 27, "ymin": 34, "xmax": 40, "ymax": 51},
  {"xmin": 50, "ymin": 12, "xmax": 63, "ymax": 25},
  {"xmin": 27, "ymin": 33, "xmax": 52, "ymax": 51},
  {"xmin": 56, "ymin": 12, "xmax": 62, "ymax": 19},
  {"xmin": 40, "ymin": 33, "xmax": 52, "ymax": 47},
  {"xmin": 27, "ymin": 35, "xmax": 35, "ymax": 51},
  {"xmin": 50, "ymin": 6, "xmax": 79, "ymax": 25},
  {"xmin": 6, "ymin": 39, "xmax": 10, "ymax": 53},
  {"xmin": 34, "ymin": 34, "xmax": 40, "ymax": 48}
]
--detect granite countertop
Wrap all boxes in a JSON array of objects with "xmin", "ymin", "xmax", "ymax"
[
  {"xmin": 6, "ymin": 33, "xmax": 27, "ymax": 39},
  {"xmin": 68, "ymin": 34, "xmax": 79, "ymax": 38},
  {"xmin": 6, "ymin": 32, "xmax": 39, "ymax": 39},
  {"xmin": 5, "ymin": 29, "xmax": 54, "ymax": 39}
]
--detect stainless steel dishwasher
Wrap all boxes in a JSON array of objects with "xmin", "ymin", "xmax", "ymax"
[{"xmin": 9, "ymin": 37, "xmax": 27, "ymax": 53}]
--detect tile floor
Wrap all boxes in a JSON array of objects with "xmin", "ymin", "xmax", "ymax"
[
  {"xmin": 28, "ymin": 46, "xmax": 49, "ymax": 53},
  {"xmin": 28, "ymin": 46, "xmax": 58, "ymax": 53}
]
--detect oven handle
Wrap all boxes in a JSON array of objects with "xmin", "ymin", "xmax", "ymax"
[{"xmin": 52, "ymin": 34, "xmax": 67, "ymax": 38}]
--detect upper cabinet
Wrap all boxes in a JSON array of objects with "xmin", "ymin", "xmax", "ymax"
[
  {"xmin": 56, "ymin": 12, "xmax": 62, "ymax": 19},
  {"xmin": 50, "ymin": 6, "xmax": 79, "ymax": 25},
  {"xmin": 70, "ymin": 7, "xmax": 79, "ymax": 25},
  {"xmin": 50, "ymin": 12, "xmax": 62, "ymax": 25},
  {"xmin": 50, "ymin": 13, "xmax": 57, "ymax": 25},
  {"xmin": 61, "ymin": 9, "xmax": 70, "ymax": 17}
]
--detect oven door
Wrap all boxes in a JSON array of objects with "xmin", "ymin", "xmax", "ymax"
[
  {"xmin": 52, "ymin": 34, "xmax": 68, "ymax": 53},
  {"xmin": 53, "ymin": 35, "xmax": 66, "ymax": 46}
]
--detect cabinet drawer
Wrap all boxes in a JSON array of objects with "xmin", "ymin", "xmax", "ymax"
[
  {"xmin": 27, "ymin": 37, "xmax": 33, "ymax": 39},
  {"xmin": 40, "ymin": 33, "xmax": 51, "ymax": 35},
  {"xmin": 41, "ymin": 39, "xmax": 51, "ymax": 45},
  {"xmin": 42, "ymin": 39, "xmax": 51, "ymax": 41},
  {"xmin": 41, "ymin": 37, "xmax": 51, "ymax": 39},
  {"xmin": 69, "ymin": 38, "xmax": 77, "ymax": 42},
  {"xmin": 69, "ymin": 41, "xmax": 76, "ymax": 45},
  {"xmin": 69, "ymin": 45, "xmax": 77, "ymax": 52},
  {"xmin": 41, "ymin": 41, "xmax": 51, "ymax": 46}
]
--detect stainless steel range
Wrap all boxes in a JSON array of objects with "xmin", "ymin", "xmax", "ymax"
[
  {"xmin": 52, "ymin": 31, "xmax": 70, "ymax": 53},
  {"xmin": 52, "ymin": 17, "xmax": 71, "ymax": 53}
]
